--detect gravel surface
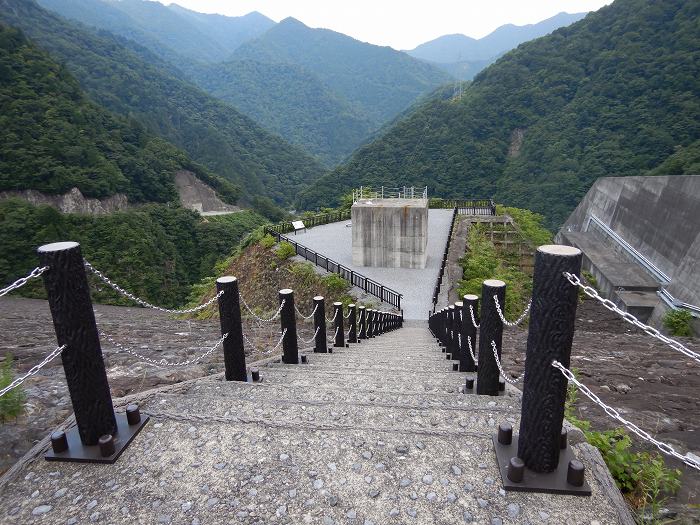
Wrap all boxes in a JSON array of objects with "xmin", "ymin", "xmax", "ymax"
[{"xmin": 290, "ymin": 210, "xmax": 453, "ymax": 319}]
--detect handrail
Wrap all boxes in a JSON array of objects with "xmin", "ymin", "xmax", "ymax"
[
  {"xmin": 264, "ymin": 228, "xmax": 402, "ymax": 310},
  {"xmin": 267, "ymin": 210, "xmax": 351, "ymax": 235},
  {"xmin": 432, "ymin": 207, "xmax": 458, "ymax": 312}
]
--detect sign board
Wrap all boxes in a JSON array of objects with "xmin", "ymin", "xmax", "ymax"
[{"xmin": 292, "ymin": 220, "xmax": 306, "ymax": 235}]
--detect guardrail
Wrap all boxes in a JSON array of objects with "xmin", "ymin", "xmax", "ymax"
[
  {"xmin": 265, "ymin": 228, "xmax": 403, "ymax": 310},
  {"xmin": 430, "ymin": 198, "xmax": 496, "ymax": 216},
  {"xmin": 432, "ymin": 208, "xmax": 458, "ymax": 311},
  {"xmin": 267, "ymin": 210, "xmax": 351, "ymax": 235}
]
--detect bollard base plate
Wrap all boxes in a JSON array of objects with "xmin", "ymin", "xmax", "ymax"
[
  {"xmin": 492, "ymin": 435, "xmax": 591, "ymax": 496},
  {"xmin": 463, "ymin": 377, "xmax": 505, "ymax": 396},
  {"xmin": 45, "ymin": 413, "xmax": 149, "ymax": 464}
]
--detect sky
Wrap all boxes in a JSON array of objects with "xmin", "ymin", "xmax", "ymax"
[{"xmin": 158, "ymin": 0, "xmax": 613, "ymax": 50}]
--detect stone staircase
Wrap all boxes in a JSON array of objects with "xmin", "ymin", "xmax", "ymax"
[{"xmin": 0, "ymin": 322, "xmax": 632, "ymax": 524}]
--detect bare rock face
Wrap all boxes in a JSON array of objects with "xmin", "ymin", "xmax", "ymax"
[
  {"xmin": 174, "ymin": 170, "xmax": 238, "ymax": 214},
  {"xmin": 0, "ymin": 187, "xmax": 128, "ymax": 214}
]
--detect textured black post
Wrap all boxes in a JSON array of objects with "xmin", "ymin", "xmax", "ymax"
[
  {"xmin": 333, "ymin": 302, "xmax": 345, "ymax": 347},
  {"xmin": 358, "ymin": 306, "xmax": 367, "ymax": 339},
  {"xmin": 347, "ymin": 304, "xmax": 357, "ymax": 343},
  {"xmin": 517, "ymin": 245, "xmax": 582, "ymax": 472},
  {"xmin": 279, "ymin": 289, "xmax": 299, "ymax": 364},
  {"xmin": 38, "ymin": 242, "xmax": 116, "ymax": 446},
  {"xmin": 313, "ymin": 296, "xmax": 328, "ymax": 353},
  {"xmin": 461, "ymin": 294, "xmax": 479, "ymax": 372},
  {"xmin": 367, "ymin": 309, "xmax": 374, "ymax": 338},
  {"xmin": 477, "ymin": 279, "xmax": 505, "ymax": 396},
  {"xmin": 216, "ymin": 276, "xmax": 246, "ymax": 381},
  {"xmin": 448, "ymin": 305, "xmax": 459, "ymax": 360}
]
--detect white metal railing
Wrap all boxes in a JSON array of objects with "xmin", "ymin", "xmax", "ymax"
[{"xmin": 352, "ymin": 186, "xmax": 428, "ymax": 203}]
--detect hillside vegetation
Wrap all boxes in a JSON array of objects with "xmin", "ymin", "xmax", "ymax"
[
  {"xmin": 299, "ymin": 0, "xmax": 700, "ymax": 228},
  {"xmin": 0, "ymin": 0, "xmax": 325, "ymax": 205}
]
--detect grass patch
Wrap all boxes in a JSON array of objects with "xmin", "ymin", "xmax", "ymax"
[
  {"xmin": 0, "ymin": 354, "xmax": 25, "ymax": 423},
  {"xmin": 662, "ymin": 309, "xmax": 694, "ymax": 338}
]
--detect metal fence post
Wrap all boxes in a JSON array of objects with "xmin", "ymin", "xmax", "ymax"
[
  {"xmin": 347, "ymin": 304, "xmax": 357, "ymax": 343},
  {"xmin": 333, "ymin": 302, "xmax": 345, "ymax": 347},
  {"xmin": 216, "ymin": 276, "xmax": 247, "ymax": 381},
  {"xmin": 313, "ymin": 296, "xmax": 328, "ymax": 353},
  {"xmin": 358, "ymin": 306, "xmax": 367, "ymax": 339},
  {"xmin": 279, "ymin": 289, "xmax": 299, "ymax": 364},
  {"xmin": 477, "ymin": 279, "xmax": 505, "ymax": 396}
]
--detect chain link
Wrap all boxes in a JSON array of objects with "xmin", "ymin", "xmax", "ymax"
[
  {"xmin": 239, "ymin": 295, "xmax": 286, "ymax": 323},
  {"xmin": 100, "ymin": 330, "xmax": 227, "ymax": 367},
  {"xmin": 564, "ymin": 272, "xmax": 699, "ymax": 364},
  {"xmin": 552, "ymin": 360, "xmax": 700, "ymax": 471},
  {"xmin": 0, "ymin": 266, "xmax": 48, "ymax": 298},
  {"xmin": 85, "ymin": 260, "xmax": 222, "ymax": 314},
  {"xmin": 0, "ymin": 344, "xmax": 66, "ymax": 397},
  {"xmin": 469, "ymin": 305, "xmax": 480, "ymax": 329},
  {"xmin": 344, "ymin": 310, "xmax": 352, "ymax": 319},
  {"xmin": 491, "ymin": 340, "xmax": 523, "ymax": 384},
  {"xmin": 466, "ymin": 335, "xmax": 477, "ymax": 363},
  {"xmin": 493, "ymin": 296, "xmax": 531, "ymax": 327},
  {"xmin": 327, "ymin": 309, "xmax": 339, "ymax": 323},
  {"xmin": 301, "ymin": 326, "xmax": 321, "ymax": 344},
  {"xmin": 295, "ymin": 304, "xmax": 318, "ymax": 321},
  {"xmin": 266, "ymin": 328, "xmax": 288, "ymax": 355}
]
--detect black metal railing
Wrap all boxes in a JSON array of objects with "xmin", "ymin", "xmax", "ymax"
[
  {"xmin": 267, "ymin": 210, "xmax": 351, "ymax": 235},
  {"xmin": 265, "ymin": 228, "xmax": 402, "ymax": 310},
  {"xmin": 430, "ymin": 198, "xmax": 496, "ymax": 216},
  {"xmin": 432, "ymin": 208, "xmax": 458, "ymax": 311}
]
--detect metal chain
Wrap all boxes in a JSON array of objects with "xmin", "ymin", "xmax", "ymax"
[
  {"xmin": 301, "ymin": 326, "xmax": 321, "ymax": 344},
  {"xmin": 563, "ymin": 272, "xmax": 700, "ymax": 364},
  {"xmin": 469, "ymin": 305, "xmax": 480, "ymax": 329},
  {"xmin": 0, "ymin": 266, "xmax": 48, "ymax": 298},
  {"xmin": 295, "ymin": 304, "xmax": 318, "ymax": 321},
  {"xmin": 239, "ymin": 295, "xmax": 286, "ymax": 323},
  {"xmin": 327, "ymin": 309, "xmax": 339, "ymax": 323},
  {"xmin": 84, "ymin": 260, "xmax": 222, "ymax": 314},
  {"xmin": 267, "ymin": 328, "xmax": 287, "ymax": 355},
  {"xmin": 344, "ymin": 310, "xmax": 352, "ymax": 319},
  {"xmin": 466, "ymin": 335, "xmax": 477, "ymax": 363},
  {"xmin": 329, "ymin": 326, "xmax": 339, "ymax": 344},
  {"xmin": 242, "ymin": 331, "xmax": 263, "ymax": 353},
  {"xmin": 0, "ymin": 344, "xmax": 66, "ymax": 397},
  {"xmin": 100, "ymin": 330, "xmax": 227, "ymax": 367},
  {"xmin": 491, "ymin": 340, "xmax": 523, "ymax": 384},
  {"xmin": 552, "ymin": 360, "xmax": 700, "ymax": 471},
  {"xmin": 493, "ymin": 296, "xmax": 532, "ymax": 327}
]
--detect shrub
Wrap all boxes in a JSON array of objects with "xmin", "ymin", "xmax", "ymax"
[
  {"xmin": 322, "ymin": 273, "xmax": 350, "ymax": 297},
  {"xmin": 662, "ymin": 309, "xmax": 694, "ymax": 337},
  {"xmin": 288, "ymin": 262, "xmax": 317, "ymax": 287},
  {"xmin": 0, "ymin": 354, "xmax": 26, "ymax": 422},
  {"xmin": 259, "ymin": 234, "xmax": 276, "ymax": 249},
  {"xmin": 276, "ymin": 241, "xmax": 296, "ymax": 261}
]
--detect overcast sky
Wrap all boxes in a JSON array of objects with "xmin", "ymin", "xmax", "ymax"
[{"xmin": 159, "ymin": 0, "xmax": 613, "ymax": 50}]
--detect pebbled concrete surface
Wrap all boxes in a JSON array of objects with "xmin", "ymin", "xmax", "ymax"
[
  {"xmin": 289, "ymin": 210, "xmax": 453, "ymax": 319},
  {"xmin": 0, "ymin": 324, "xmax": 633, "ymax": 525}
]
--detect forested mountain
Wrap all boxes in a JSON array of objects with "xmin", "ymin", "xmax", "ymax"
[
  {"xmin": 0, "ymin": 22, "xmax": 237, "ymax": 204},
  {"xmin": 37, "ymin": 0, "xmax": 274, "ymax": 63},
  {"xmin": 1, "ymin": 0, "xmax": 325, "ymax": 204},
  {"xmin": 407, "ymin": 12, "xmax": 587, "ymax": 80},
  {"xmin": 298, "ymin": 0, "xmax": 700, "ymax": 229}
]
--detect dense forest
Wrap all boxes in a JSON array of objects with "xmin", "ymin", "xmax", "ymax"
[
  {"xmin": 298, "ymin": 0, "xmax": 700, "ymax": 228},
  {"xmin": 0, "ymin": 0, "xmax": 325, "ymax": 205}
]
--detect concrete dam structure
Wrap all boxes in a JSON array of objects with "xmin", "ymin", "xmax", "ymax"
[
  {"xmin": 352, "ymin": 187, "xmax": 429, "ymax": 269},
  {"xmin": 556, "ymin": 175, "xmax": 700, "ymax": 327}
]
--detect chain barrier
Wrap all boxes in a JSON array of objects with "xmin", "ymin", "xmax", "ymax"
[
  {"xmin": 469, "ymin": 305, "xmax": 480, "ymax": 329},
  {"xmin": 301, "ymin": 326, "xmax": 321, "ymax": 345},
  {"xmin": 295, "ymin": 304, "xmax": 318, "ymax": 321},
  {"xmin": 327, "ymin": 309, "xmax": 338, "ymax": 324},
  {"xmin": 239, "ymin": 295, "xmax": 286, "ymax": 323},
  {"xmin": 564, "ymin": 272, "xmax": 700, "ymax": 364},
  {"xmin": 329, "ymin": 326, "xmax": 339, "ymax": 344},
  {"xmin": 344, "ymin": 310, "xmax": 352, "ymax": 319},
  {"xmin": 0, "ymin": 266, "xmax": 48, "ymax": 298},
  {"xmin": 100, "ymin": 330, "xmax": 227, "ymax": 367},
  {"xmin": 493, "ymin": 296, "xmax": 531, "ymax": 327},
  {"xmin": 242, "ymin": 331, "xmax": 263, "ymax": 353},
  {"xmin": 466, "ymin": 335, "xmax": 477, "ymax": 363},
  {"xmin": 552, "ymin": 360, "xmax": 700, "ymax": 471},
  {"xmin": 84, "ymin": 260, "xmax": 222, "ymax": 314},
  {"xmin": 266, "ymin": 328, "xmax": 287, "ymax": 355},
  {"xmin": 0, "ymin": 344, "xmax": 66, "ymax": 398},
  {"xmin": 491, "ymin": 340, "xmax": 523, "ymax": 384}
]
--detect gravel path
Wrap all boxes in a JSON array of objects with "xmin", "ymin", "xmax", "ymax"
[{"xmin": 291, "ymin": 210, "xmax": 452, "ymax": 319}]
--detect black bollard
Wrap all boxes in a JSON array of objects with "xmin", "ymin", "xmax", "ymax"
[
  {"xmin": 517, "ymin": 245, "xmax": 582, "ymax": 472},
  {"xmin": 347, "ymin": 304, "xmax": 357, "ymax": 343},
  {"xmin": 39, "ymin": 241, "xmax": 147, "ymax": 463},
  {"xmin": 448, "ymin": 305, "xmax": 459, "ymax": 360},
  {"xmin": 333, "ymin": 302, "xmax": 345, "ymax": 347},
  {"xmin": 367, "ymin": 309, "xmax": 375, "ymax": 338},
  {"xmin": 477, "ymin": 279, "xmax": 505, "ymax": 396},
  {"xmin": 358, "ymin": 306, "xmax": 367, "ymax": 339},
  {"xmin": 313, "ymin": 296, "xmax": 328, "ymax": 353},
  {"xmin": 217, "ymin": 276, "xmax": 246, "ymax": 381},
  {"xmin": 461, "ymin": 294, "xmax": 479, "ymax": 372},
  {"xmin": 279, "ymin": 289, "xmax": 299, "ymax": 364},
  {"xmin": 38, "ymin": 242, "xmax": 116, "ymax": 445}
]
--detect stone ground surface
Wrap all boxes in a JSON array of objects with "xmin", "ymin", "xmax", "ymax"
[
  {"xmin": 0, "ymin": 323, "xmax": 633, "ymax": 525},
  {"xmin": 288, "ymin": 210, "xmax": 453, "ymax": 319}
]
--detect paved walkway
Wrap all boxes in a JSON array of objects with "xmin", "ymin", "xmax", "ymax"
[
  {"xmin": 0, "ymin": 322, "xmax": 633, "ymax": 524},
  {"xmin": 291, "ymin": 210, "xmax": 453, "ymax": 319}
]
